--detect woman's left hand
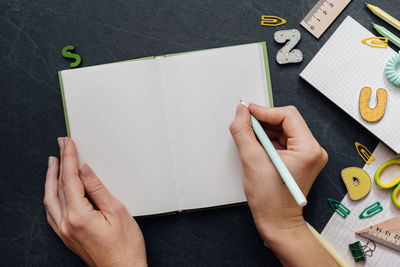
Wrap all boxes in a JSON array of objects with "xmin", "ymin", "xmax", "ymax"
[{"xmin": 44, "ymin": 137, "xmax": 147, "ymax": 267}]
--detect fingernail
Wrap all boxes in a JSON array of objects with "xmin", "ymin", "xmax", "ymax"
[
  {"xmin": 48, "ymin": 157, "xmax": 54, "ymax": 167},
  {"xmin": 250, "ymin": 103, "xmax": 261, "ymax": 109},
  {"xmin": 57, "ymin": 137, "xmax": 64, "ymax": 149},
  {"xmin": 236, "ymin": 104, "xmax": 243, "ymax": 116},
  {"xmin": 80, "ymin": 164, "xmax": 92, "ymax": 178},
  {"xmin": 64, "ymin": 137, "xmax": 69, "ymax": 146}
]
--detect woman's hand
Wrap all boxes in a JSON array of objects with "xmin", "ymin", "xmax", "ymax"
[
  {"xmin": 44, "ymin": 137, "xmax": 147, "ymax": 267},
  {"xmin": 230, "ymin": 104, "xmax": 336, "ymax": 266},
  {"xmin": 229, "ymin": 104, "xmax": 328, "ymax": 235}
]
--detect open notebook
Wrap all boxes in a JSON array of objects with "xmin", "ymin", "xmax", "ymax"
[
  {"xmin": 59, "ymin": 42, "xmax": 273, "ymax": 216},
  {"xmin": 300, "ymin": 16, "xmax": 400, "ymax": 153}
]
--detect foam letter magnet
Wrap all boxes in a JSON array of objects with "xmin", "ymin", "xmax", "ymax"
[
  {"xmin": 359, "ymin": 87, "xmax": 388, "ymax": 122},
  {"xmin": 341, "ymin": 167, "xmax": 371, "ymax": 200},
  {"xmin": 62, "ymin": 45, "xmax": 82, "ymax": 68}
]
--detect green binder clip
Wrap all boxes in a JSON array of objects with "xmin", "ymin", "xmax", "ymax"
[
  {"xmin": 349, "ymin": 241, "xmax": 375, "ymax": 262},
  {"xmin": 359, "ymin": 201, "xmax": 383, "ymax": 219},
  {"xmin": 328, "ymin": 198, "xmax": 350, "ymax": 218}
]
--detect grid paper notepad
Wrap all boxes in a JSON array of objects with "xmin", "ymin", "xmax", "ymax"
[
  {"xmin": 322, "ymin": 142, "xmax": 400, "ymax": 266},
  {"xmin": 300, "ymin": 16, "xmax": 400, "ymax": 153}
]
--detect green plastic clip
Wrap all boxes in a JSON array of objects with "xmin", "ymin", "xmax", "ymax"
[
  {"xmin": 359, "ymin": 201, "xmax": 383, "ymax": 219},
  {"xmin": 349, "ymin": 241, "xmax": 366, "ymax": 262},
  {"xmin": 349, "ymin": 240, "xmax": 375, "ymax": 263},
  {"xmin": 328, "ymin": 198, "xmax": 350, "ymax": 218}
]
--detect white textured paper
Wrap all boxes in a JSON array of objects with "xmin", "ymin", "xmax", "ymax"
[
  {"xmin": 61, "ymin": 59, "xmax": 178, "ymax": 216},
  {"xmin": 322, "ymin": 142, "xmax": 400, "ymax": 266},
  {"xmin": 162, "ymin": 43, "xmax": 270, "ymax": 210},
  {"xmin": 300, "ymin": 16, "xmax": 400, "ymax": 153}
]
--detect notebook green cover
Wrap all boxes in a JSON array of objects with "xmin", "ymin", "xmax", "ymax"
[{"xmin": 58, "ymin": 42, "xmax": 274, "ymax": 216}]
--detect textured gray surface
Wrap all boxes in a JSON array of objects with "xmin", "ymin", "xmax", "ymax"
[{"xmin": 2, "ymin": 0, "xmax": 396, "ymax": 266}]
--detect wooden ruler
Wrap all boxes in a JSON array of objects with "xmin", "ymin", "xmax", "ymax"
[
  {"xmin": 356, "ymin": 215, "xmax": 400, "ymax": 252},
  {"xmin": 300, "ymin": 0, "xmax": 352, "ymax": 39}
]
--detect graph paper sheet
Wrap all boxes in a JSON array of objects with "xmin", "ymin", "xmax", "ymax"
[
  {"xmin": 300, "ymin": 16, "xmax": 400, "ymax": 153},
  {"xmin": 322, "ymin": 142, "xmax": 400, "ymax": 266}
]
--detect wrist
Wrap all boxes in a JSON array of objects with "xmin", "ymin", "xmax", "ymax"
[
  {"xmin": 259, "ymin": 220, "xmax": 338, "ymax": 266},
  {"xmin": 97, "ymin": 258, "xmax": 147, "ymax": 267},
  {"xmin": 256, "ymin": 214, "xmax": 307, "ymax": 245},
  {"xmin": 94, "ymin": 249, "xmax": 147, "ymax": 267}
]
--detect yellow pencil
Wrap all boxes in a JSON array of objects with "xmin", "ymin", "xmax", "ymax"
[
  {"xmin": 307, "ymin": 223, "xmax": 350, "ymax": 267},
  {"xmin": 366, "ymin": 3, "xmax": 400, "ymax": 32}
]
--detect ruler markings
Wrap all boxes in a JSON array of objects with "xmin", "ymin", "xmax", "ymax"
[
  {"xmin": 357, "ymin": 222, "xmax": 400, "ymax": 252},
  {"xmin": 304, "ymin": 0, "xmax": 327, "ymax": 22},
  {"xmin": 301, "ymin": 0, "xmax": 352, "ymax": 39}
]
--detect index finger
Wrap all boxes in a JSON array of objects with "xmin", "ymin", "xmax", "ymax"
[
  {"xmin": 248, "ymin": 104, "xmax": 313, "ymax": 139},
  {"xmin": 229, "ymin": 104, "xmax": 266, "ymax": 163},
  {"xmin": 58, "ymin": 137, "xmax": 85, "ymax": 208}
]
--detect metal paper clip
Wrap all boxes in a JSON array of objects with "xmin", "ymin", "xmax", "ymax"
[
  {"xmin": 328, "ymin": 198, "xmax": 351, "ymax": 218},
  {"xmin": 359, "ymin": 201, "xmax": 383, "ymax": 219},
  {"xmin": 260, "ymin": 15, "xmax": 286, "ymax": 26},
  {"xmin": 355, "ymin": 142, "xmax": 375, "ymax": 165},
  {"xmin": 361, "ymin": 37, "xmax": 388, "ymax": 48}
]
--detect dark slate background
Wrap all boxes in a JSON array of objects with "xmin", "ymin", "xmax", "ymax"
[{"xmin": 3, "ymin": 0, "xmax": 399, "ymax": 266}]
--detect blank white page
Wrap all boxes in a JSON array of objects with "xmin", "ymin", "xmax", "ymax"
[
  {"xmin": 61, "ymin": 60, "xmax": 178, "ymax": 216},
  {"xmin": 162, "ymin": 43, "xmax": 271, "ymax": 210},
  {"xmin": 300, "ymin": 16, "xmax": 400, "ymax": 153}
]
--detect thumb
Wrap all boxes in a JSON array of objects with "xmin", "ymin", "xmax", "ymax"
[
  {"xmin": 229, "ymin": 104, "xmax": 264, "ymax": 164},
  {"xmin": 79, "ymin": 164, "xmax": 117, "ymax": 214}
]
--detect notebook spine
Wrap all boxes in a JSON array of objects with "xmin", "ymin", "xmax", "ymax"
[{"xmin": 155, "ymin": 56, "xmax": 181, "ymax": 211}]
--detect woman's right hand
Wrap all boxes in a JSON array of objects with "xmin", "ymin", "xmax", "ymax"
[
  {"xmin": 229, "ymin": 104, "xmax": 328, "ymax": 236},
  {"xmin": 229, "ymin": 104, "xmax": 336, "ymax": 266}
]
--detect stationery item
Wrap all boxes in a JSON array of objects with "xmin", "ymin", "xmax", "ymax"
[
  {"xmin": 274, "ymin": 29, "xmax": 303, "ymax": 64},
  {"xmin": 62, "ymin": 45, "xmax": 81, "ymax": 68},
  {"xmin": 366, "ymin": 3, "xmax": 400, "ymax": 32},
  {"xmin": 355, "ymin": 142, "xmax": 375, "ymax": 165},
  {"xmin": 260, "ymin": 15, "xmax": 286, "ymax": 26},
  {"xmin": 359, "ymin": 202, "xmax": 383, "ymax": 219},
  {"xmin": 300, "ymin": 16, "xmax": 400, "ymax": 154},
  {"xmin": 322, "ymin": 142, "xmax": 400, "ymax": 266},
  {"xmin": 356, "ymin": 215, "xmax": 400, "ymax": 252},
  {"xmin": 349, "ymin": 241, "xmax": 375, "ymax": 262},
  {"xmin": 328, "ymin": 198, "xmax": 350, "ymax": 218},
  {"xmin": 372, "ymin": 24, "xmax": 400, "ymax": 49},
  {"xmin": 59, "ymin": 42, "xmax": 274, "ymax": 216},
  {"xmin": 307, "ymin": 223, "xmax": 351, "ymax": 267},
  {"xmin": 361, "ymin": 37, "xmax": 388, "ymax": 48},
  {"xmin": 240, "ymin": 101, "xmax": 307, "ymax": 207},
  {"xmin": 374, "ymin": 158, "xmax": 400, "ymax": 207},
  {"xmin": 385, "ymin": 52, "xmax": 400, "ymax": 87},
  {"xmin": 300, "ymin": 0, "xmax": 352, "ymax": 39},
  {"xmin": 358, "ymin": 87, "xmax": 388, "ymax": 122},
  {"xmin": 341, "ymin": 167, "xmax": 371, "ymax": 200}
]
